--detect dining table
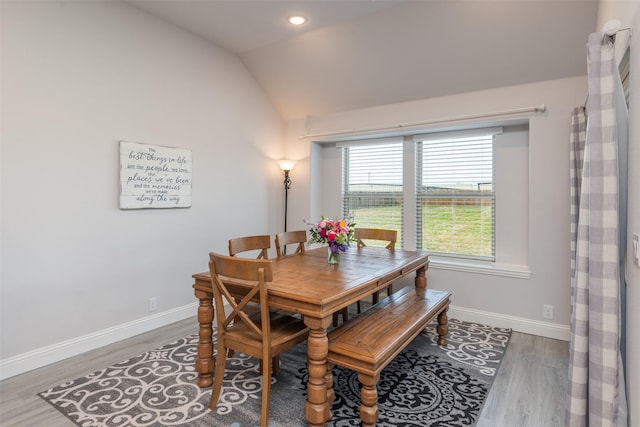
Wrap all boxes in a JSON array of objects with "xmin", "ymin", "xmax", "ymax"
[{"xmin": 191, "ymin": 245, "xmax": 429, "ymax": 426}]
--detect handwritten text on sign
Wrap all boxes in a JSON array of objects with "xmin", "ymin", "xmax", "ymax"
[{"xmin": 119, "ymin": 141, "xmax": 192, "ymax": 209}]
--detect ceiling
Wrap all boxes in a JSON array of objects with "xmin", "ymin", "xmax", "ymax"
[{"xmin": 125, "ymin": 0, "xmax": 599, "ymax": 121}]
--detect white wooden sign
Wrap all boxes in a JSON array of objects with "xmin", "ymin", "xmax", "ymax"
[{"xmin": 119, "ymin": 141, "xmax": 192, "ymax": 209}]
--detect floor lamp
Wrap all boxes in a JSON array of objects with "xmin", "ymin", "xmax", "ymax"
[{"xmin": 277, "ymin": 160, "xmax": 296, "ymax": 233}]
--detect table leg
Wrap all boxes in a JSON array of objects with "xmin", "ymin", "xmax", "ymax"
[
  {"xmin": 194, "ymin": 287, "xmax": 215, "ymax": 388},
  {"xmin": 415, "ymin": 265, "xmax": 427, "ymax": 290},
  {"xmin": 304, "ymin": 316, "xmax": 333, "ymax": 426},
  {"xmin": 415, "ymin": 264, "xmax": 429, "ymax": 333},
  {"xmin": 437, "ymin": 306, "xmax": 449, "ymax": 346}
]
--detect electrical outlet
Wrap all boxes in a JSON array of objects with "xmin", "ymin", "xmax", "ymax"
[
  {"xmin": 633, "ymin": 233, "xmax": 639, "ymax": 267},
  {"xmin": 149, "ymin": 297, "xmax": 158, "ymax": 312},
  {"xmin": 543, "ymin": 304, "xmax": 554, "ymax": 320}
]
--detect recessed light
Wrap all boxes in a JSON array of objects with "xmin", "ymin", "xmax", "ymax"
[{"xmin": 288, "ymin": 15, "xmax": 307, "ymax": 26}]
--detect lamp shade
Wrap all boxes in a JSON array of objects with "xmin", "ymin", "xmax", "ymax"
[{"xmin": 278, "ymin": 159, "xmax": 296, "ymax": 172}]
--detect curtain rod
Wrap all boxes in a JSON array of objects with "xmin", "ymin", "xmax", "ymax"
[
  {"xmin": 299, "ymin": 104, "xmax": 546, "ymax": 140},
  {"xmin": 602, "ymin": 19, "xmax": 633, "ymax": 37},
  {"xmin": 612, "ymin": 27, "xmax": 633, "ymax": 36}
]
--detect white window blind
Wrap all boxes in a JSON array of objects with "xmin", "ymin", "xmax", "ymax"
[
  {"xmin": 341, "ymin": 140, "xmax": 403, "ymax": 246},
  {"xmin": 415, "ymin": 128, "xmax": 498, "ymax": 260}
]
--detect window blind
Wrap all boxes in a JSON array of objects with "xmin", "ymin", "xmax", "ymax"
[
  {"xmin": 342, "ymin": 141, "xmax": 403, "ymax": 246},
  {"xmin": 415, "ymin": 129, "xmax": 497, "ymax": 260}
]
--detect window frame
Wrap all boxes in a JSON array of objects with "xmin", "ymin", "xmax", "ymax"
[{"xmin": 316, "ymin": 121, "xmax": 530, "ymax": 278}]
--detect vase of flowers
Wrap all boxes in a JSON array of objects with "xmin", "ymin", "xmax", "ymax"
[
  {"xmin": 305, "ymin": 215, "xmax": 356, "ymax": 264},
  {"xmin": 327, "ymin": 247, "xmax": 340, "ymax": 264}
]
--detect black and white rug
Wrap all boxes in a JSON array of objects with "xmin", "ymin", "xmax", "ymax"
[{"xmin": 39, "ymin": 319, "xmax": 511, "ymax": 426}]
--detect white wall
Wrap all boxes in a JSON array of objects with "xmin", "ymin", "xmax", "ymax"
[
  {"xmin": 596, "ymin": 2, "xmax": 640, "ymax": 426},
  {"xmin": 284, "ymin": 76, "xmax": 587, "ymax": 340},
  {"xmin": 0, "ymin": 0, "xmax": 285, "ymax": 373}
]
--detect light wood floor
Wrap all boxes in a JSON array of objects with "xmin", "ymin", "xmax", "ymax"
[{"xmin": 0, "ymin": 316, "xmax": 569, "ymax": 426}]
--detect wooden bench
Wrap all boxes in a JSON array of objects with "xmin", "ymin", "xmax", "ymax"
[{"xmin": 327, "ymin": 286, "xmax": 451, "ymax": 426}]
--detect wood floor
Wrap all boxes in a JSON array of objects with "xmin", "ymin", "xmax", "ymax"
[{"xmin": 0, "ymin": 316, "xmax": 569, "ymax": 426}]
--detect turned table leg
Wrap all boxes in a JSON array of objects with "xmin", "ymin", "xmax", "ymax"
[
  {"xmin": 415, "ymin": 264, "xmax": 427, "ymax": 290},
  {"xmin": 304, "ymin": 316, "xmax": 333, "ymax": 426},
  {"xmin": 194, "ymin": 287, "xmax": 215, "ymax": 388},
  {"xmin": 437, "ymin": 305, "xmax": 449, "ymax": 346}
]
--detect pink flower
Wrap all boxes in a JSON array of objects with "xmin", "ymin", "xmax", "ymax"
[{"xmin": 307, "ymin": 215, "xmax": 356, "ymax": 249}]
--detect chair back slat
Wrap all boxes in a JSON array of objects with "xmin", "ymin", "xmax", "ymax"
[
  {"xmin": 228, "ymin": 235, "xmax": 271, "ymax": 259},
  {"xmin": 354, "ymin": 228, "xmax": 397, "ymax": 250},
  {"xmin": 274, "ymin": 230, "xmax": 307, "ymax": 258}
]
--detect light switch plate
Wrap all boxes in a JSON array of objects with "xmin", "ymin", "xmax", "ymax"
[{"xmin": 633, "ymin": 233, "xmax": 639, "ymax": 267}]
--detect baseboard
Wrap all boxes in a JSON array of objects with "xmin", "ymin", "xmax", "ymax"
[
  {"xmin": 0, "ymin": 302, "xmax": 198, "ymax": 381},
  {"xmin": 1, "ymin": 301, "xmax": 570, "ymax": 381},
  {"xmin": 448, "ymin": 304, "xmax": 570, "ymax": 341}
]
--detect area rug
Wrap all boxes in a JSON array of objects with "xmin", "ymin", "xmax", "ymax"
[{"xmin": 39, "ymin": 319, "xmax": 511, "ymax": 426}]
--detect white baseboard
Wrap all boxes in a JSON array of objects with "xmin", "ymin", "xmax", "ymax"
[
  {"xmin": 0, "ymin": 301, "xmax": 570, "ymax": 381},
  {"xmin": 448, "ymin": 304, "xmax": 570, "ymax": 341},
  {"xmin": 0, "ymin": 302, "xmax": 198, "ymax": 381}
]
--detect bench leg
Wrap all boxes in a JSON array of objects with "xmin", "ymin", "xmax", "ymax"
[
  {"xmin": 437, "ymin": 306, "xmax": 449, "ymax": 346},
  {"xmin": 358, "ymin": 372, "xmax": 380, "ymax": 427}
]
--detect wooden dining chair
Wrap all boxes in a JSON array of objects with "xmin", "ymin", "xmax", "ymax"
[
  {"xmin": 274, "ymin": 230, "xmax": 307, "ymax": 257},
  {"xmin": 227, "ymin": 234, "xmax": 272, "ymax": 358},
  {"xmin": 333, "ymin": 227, "xmax": 398, "ymax": 326},
  {"xmin": 208, "ymin": 253, "xmax": 308, "ymax": 427},
  {"xmin": 228, "ymin": 235, "xmax": 271, "ymax": 259},
  {"xmin": 356, "ymin": 227, "xmax": 398, "ymax": 305},
  {"xmin": 355, "ymin": 227, "xmax": 397, "ymax": 251}
]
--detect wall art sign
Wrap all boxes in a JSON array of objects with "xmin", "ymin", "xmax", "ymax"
[{"xmin": 119, "ymin": 141, "xmax": 192, "ymax": 209}]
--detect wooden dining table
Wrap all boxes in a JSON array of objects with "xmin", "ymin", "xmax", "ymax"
[{"xmin": 191, "ymin": 245, "xmax": 429, "ymax": 426}]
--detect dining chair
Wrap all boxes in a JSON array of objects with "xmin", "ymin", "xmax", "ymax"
[
  {"xmin": 208, "ymin": 252, "xmax": 308, "ymax": 427},
  {"xmin": 274, "ymin": 230, "xmax": 307, "ymax": 258},
  {"xmin": 227, "ymin": 234, "xmax": 272, "ymax": 360},
  {"xmin": 355, "ymin": 227, "xmax": 397, "ymax": 251},
  {"xmin": 228, "ymin": 235, "xmax": 271, "ymax": 259},
  {"xmin": 333, "ymin": 227, "xmax": 398, "ymax": 326}
]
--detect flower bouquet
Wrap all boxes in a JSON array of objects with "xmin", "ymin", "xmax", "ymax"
[{"xmin": 305, "ymin": 215, "xmax": 356, "ymax": 264}]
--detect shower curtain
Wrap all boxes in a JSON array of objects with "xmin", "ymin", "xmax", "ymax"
[{"xmin": 567, "ymin": 32, "xmax": 628, "ymax": 427}]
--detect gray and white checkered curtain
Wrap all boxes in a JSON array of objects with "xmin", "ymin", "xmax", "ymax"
[
  {"xmin": 569, "ymin": 106, "xmax": 586, "ymax": 279},
  {"xmin": 566, "ymin": 32, "xmax": 625, "ymax": 427}
]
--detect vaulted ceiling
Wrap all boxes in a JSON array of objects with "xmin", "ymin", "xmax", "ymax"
[{"xmin": 125, "ymin": 0, "xmax": 599, "ymax": 121}]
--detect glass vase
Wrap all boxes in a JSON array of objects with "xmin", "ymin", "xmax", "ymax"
[{"xmin": 327, "ymin": 247, "xmax": 341, "ymax": 264}]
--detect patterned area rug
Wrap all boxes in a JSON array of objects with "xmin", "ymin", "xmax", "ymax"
[{"xmin": 39, "ymin": 319, "xmax": 510, "ymax": 426}]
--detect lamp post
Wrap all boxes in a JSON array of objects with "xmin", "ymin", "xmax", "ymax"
[{"xmin": 277, "ymin": 160, "xmax": 296, "ymax": 232}]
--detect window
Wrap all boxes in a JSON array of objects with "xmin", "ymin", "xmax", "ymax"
[
  {"xmin": 320, "ymin": 123, "xmax": 529, "ymax": 272},
  {"xmin": 619, "ymin": 47, "xmax": 630, "ymax": 108},
  {"xmin": 341, "ymin": 139, "xmax": 403, "ymax": 247},
  {"xmin": 340, "ymin": 128, "xmax": 499, "ymax": 260},
  {"xmin": 415, "ymin": 130, "xmax": 497, "ymax": 260}
]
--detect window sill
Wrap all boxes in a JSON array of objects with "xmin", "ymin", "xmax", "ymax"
[{"xmin": 428, "ymin": 256, "xmax": 531, "ymax": 279}]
